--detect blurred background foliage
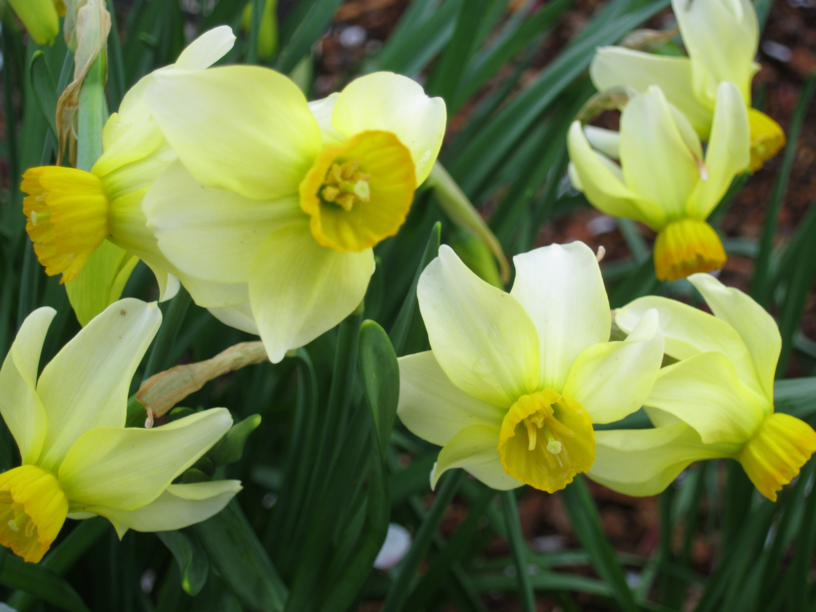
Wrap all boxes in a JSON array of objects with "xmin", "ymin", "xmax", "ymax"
[{"xmin": 1, "ymin": 0, "xmax": 816, "ymax": 610}]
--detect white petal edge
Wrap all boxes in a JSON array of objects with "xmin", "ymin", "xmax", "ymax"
[{"xmin": 430, "ymin": 424, "xmax": 520, "ymax": 491}]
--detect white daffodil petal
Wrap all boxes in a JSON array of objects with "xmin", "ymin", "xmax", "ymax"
[
  {"xmin": 647, "ymin": 352, "xmax": 765, "ymax": 445},
  {"xmin": 208, "ymin": 303, "xmax": 259, "ymax": 335},
  {"xmin": 308, "ymin": 93, "xmax": 344, "ymax": 146},
  {"xmin": 511, "ymin": 242, "xmax": 610, "ymax": 392},
  {"xmin": 431, "ymin": 424, "xmax": 518, "ymax": 490},
  {"xmin": 689, "ymin": 82, "xmax": 750, "ymax": 219},
  {"xmin": 672, "ymin": 0, "xmax": 759, "ymax": 105},
  {"xmin": 181, "ymin": 277, "xmax": 248, "ymax": 310},
  {"xmin": 0, "ymin": 308, "xmax": 54, "ymax": 464},
  {"xmin": 144, "ymin": 161, "xmax": 303, "ymax": 284},
  {"xmin": 590, "ymin": 47, "xmax": 713, "ymax": 136},
  {"xmin": 584, "ymin": 126, "xmax": 621, "ymax": 160},
  {"xmin": 418, "ymin": 246, "xmax": 539, "ymax": 407},
  {"xmin": 689, "ymin": 273, "xmax": 779, "ymax": 402},
  {"xmin": 398, "ymin": 351, "xmax": 506, "ymax": 447},
  {"xmin": 620, "ymin": 87, "xmax": 701, "ymax": 217},
  {"xmin": 564, "ymin": 309, "xmax": 663, "ymax": 424},
  {"xmin": 615, "ymin": 295, "xmax": 764, "ymax": 401},
  {"xmin": 145, "ymin": 66, "xmax": 322, "ymax": 201},
  {"xmin": 249, "ymin": 223, "xmax": 374, "ymax": 364},
  {"xmin": 59, "ymin": 409, "xmax": 233, "ymax": 511},
  {"xmin": 567, "ymin": 122, "xmax": 666, "ymax": 229},
  {"xmin": 87, "ymin": 481, "xmax": 241, "ymax": 539},
  {"xmin": 36, "ymin": 300, "xmax": 162, "ymax": 469},
  {"xmin": 174, "ymin": 26, "xmax": 237, "ymax": 70},
  {"xmin": 589, "ymin": 423, "xmax": 729, "ymax": 496},
  {"xmin": 332, "ymin": 72, "xmax": 447, "ymax": 184}
]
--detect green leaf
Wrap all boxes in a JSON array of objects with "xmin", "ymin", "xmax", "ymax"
[
  {"xmin": 359, "ymin": 320, "xmax": 400, "ymax": 458},
  {"xmin": 192, "ymin": 501, "xmax": 288, "ymax": 612},
  {"xmin": 157, "ymin": 530, "xmax": 209, "ymax": 596},
  {"xmin": 500, "ymin": 490, "xmax": 536, "ymax": 612},
  {"xmin": 389, "ymin": 222, "xmax": 441, "ymax": 356},
  {"xmin": 275, "ymin": 0, "xmax": 344, "ymax": 73},
  {"xmin": 0, "ymin": 555, "xmax": 92, "ymax": 612},
  {"xmin": 28, "ymin": 51, "xmax": 58, "ymax": 139},
  {"xmin": 208, "ymin": 414, "xmax": 263, "ymax": 467}
]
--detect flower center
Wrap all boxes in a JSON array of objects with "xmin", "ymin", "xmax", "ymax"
[
  {"xmin": 498, "ymin": 390, "xmax": 595, "ymax": 493},
  {"xmin": 653, "ymin": 218, "xmax": 726, "ymax": 282},
  {"xmin": 320, "ymin": 160, "xmax": 371, "ymax": 212},
  {"xmin": 738, "ymin": 413, "xmax": 816, "ymax": 502},
  {"xmin": 299, "ymin": 130, "xmax": 416, "ymax": 253},
  {"xmin": 0, "ymin": 465, "xmax": 69, "ymax": 563},
  {"xmin": 22, "ymin": 166, "xmax": 110, "ymax": 283}
]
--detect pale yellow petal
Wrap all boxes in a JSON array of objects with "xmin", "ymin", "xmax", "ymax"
[
  {"xmin": 418, "ymin": 245, "xmax": 539, "ymax": 407},
  {"xmin": 431, "ymin": 424, "xmax": 520, "ymax": 491}
]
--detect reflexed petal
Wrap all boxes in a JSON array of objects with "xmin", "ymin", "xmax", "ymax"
[
  {"xmin": 567, "ymin": 122, "xmax": 666, "ymax": 229},
  {"xmin": 332, "ymin": 72, "xmax": 447, "ymax": 184},
  {"xmin": 308, "ymin": 94, "xmax": 344, "ymax": 146},
  {"xmin": 672, "ymin": 0, "xmax": 759, "ymax": 106},
  {"xmin": 418, "ymin": 246, "xmax": 539, "ymax": 407},
  {"xmin": 86, "ymin": 481, "xmax": 241, "ymax": 538},
  {"xmin": 688, "ymin": 82, "xmax": 750, "ymax": 219},
  {"xmin": 584, "ymin": 126, "xmax": 620, "ymax": 160},
  {"xmin": 174, "ymin": 26, "xmax": 236, "ymax": 70},
  {"xmin": 430, "ymin": 424, "xmax": 519, "ymax": 490},
  {"xmin": 36, "ymin": 300, "xmax": 162, "ymax": 470},
  {"xmin": 620, "ymin": 87, "xmax": 701, "ymax": 218},
  {"xmin": 146, "ymin": 66, "xmax": 321, "ymax": 200},
  {"xmin": 144, "ymin": 161, "xmax": 303, "ymax": 284},
  {"xmin": 208, "ymin": 302, "xmax": 259, "ymax": 335},
  {"xmin": 646, "ymin": 352, "xmax": 765, "ymax": 445},
  {"xmin": 589, "ymin": 423, "xmax": 730, "ymax": 497},
  {"xmin": 564, "ymin": 309, "xmax": 663, "ymax": 424},
  {"xmin": 249, "ymin": 223, "xmax": 374, "ymax": 363},
  {"xmin": 59, "ymin": 409, "xmax": 233, "ymax": 510},
  {"xmin": 590, "ymin": 47, "xmax": 713, "ymax": 136},
  {"xmin": 615, "ymin": 295, "xmax": 765, "ymax": 402},
  {"xmin": 511, "ymin": 242, "xmax": 610, "ymax": 392},
  {"xmin": 688, "ymin": 273, "xmax": 779, "ymax": 403},
  {"xmin": 397, "ymin": 351, "xmax": 505, "ymax": 447},
  {"xmin": 0, "ymin": 308, "xmax": 53, "ymax": 464}
]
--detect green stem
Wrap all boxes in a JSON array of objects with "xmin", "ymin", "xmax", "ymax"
[
  {"xmin": 500, "ymin": 490, "xmax": 535, "ymax": 612},
  {"xmin": 381, "ymin": 470, "xmax": 465, "ymax": 612},
  {"xmin": 247, "ymin": 0, "xmax": 267, "ymax": 65},
  {"xmin": 76, "ymin": 52, "xmax": 108, "ymax": 172}
]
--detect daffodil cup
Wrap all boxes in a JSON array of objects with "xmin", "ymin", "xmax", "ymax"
[
  {"xmin": 397, "ymin": 242, "xmax": 664, "ymax": 493},
  {"xmin": 21, "ymin": 26, "xmax": 238, "ymax": 325},
  {"xmin": 140, "ymin": 68, "xmax": 446, "ymax": 362},
  {"xmin": 588, "ymin": 274, "xmax": 816, "ymax": 501},
  {"xmin": 0, "ymin": 299, "xmax": 240, "ymax": 563},
  {"xmin": 568, "ymin": 83, "xmax": 749, "ymax": 282},
  {"xmin": 591, "ymin": 0, "xmax": 784, "ymax": 171}
]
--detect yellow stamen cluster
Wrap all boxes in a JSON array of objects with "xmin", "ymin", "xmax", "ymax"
[
  {"xmin": 320, "ymin": 160, "xmax": 371, "ymax": 212},
  {"xmin": 22, "ymin": 166, "xmax": 110, "ymax": 283},
  {"xmin": 0, "ymin": 465, "xmax": 69, "ymax": 563},
  {"xmin": 498, "ymin": 390, "xmax": 595, "ymax": 493},
  {"xmin": 738, "ymin": 413, "xmax": 816, "ymax": 502},
  {"xmin": 653, "ymin": 218, "xmax": 726, "ymax": 282}
]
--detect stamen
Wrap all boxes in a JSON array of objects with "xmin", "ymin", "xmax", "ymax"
[
  {"xmin": 543, "ymin": 428, "xmax": 562, "ymax": 454},
  {"xmin": 319, "ymin": 159, "xmax": 372, "ymax": 212},
  {"xmin": 524, "ymin": 420, "xmax": 538, "ymax": 451}
]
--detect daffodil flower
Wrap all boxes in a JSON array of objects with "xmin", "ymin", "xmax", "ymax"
[
  {"xmin": 590, "ymin": 0, "xmax": 783, "ymax": 171},
  {"xmin": 0, "ymin": 299, "xmax": 239, "ymax": 563},
  {"xmin": 21, "ymin": 27, "xmax": 238, "ymax": 324},
  {"xmin": 397, "ymin": 242, "xmax": 664, "ymax": 493},
  {"xmin": 588, "ymin": 274, "xmax": 816, "ymax": 502},
  {"xmin": 140, "ymin": 69, "xmax": 446, "ymax": 362},
  {"xmin": 8, "ymin": 0, "xmax": 63, "ymax": 46},
  {"xmin": 568, "ymin": 83, "xmax": 749, "ymax": 282}
]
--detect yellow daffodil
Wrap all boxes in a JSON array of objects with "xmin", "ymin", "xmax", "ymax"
[
  {"xmin": 7, "ymin": 0, "xmax": 63, "ymax": 45},
  {"xmin": 568, "ymin": 83, "xmax": 749, "ymax": 282},
  {"xmin": 590, "ymin": 0, "xmax": 783, "ymax": 171},
  {"xmin": 588, "ymin": 274, "xmax": 816, "ymax": 501},
  {"xmin": 0, "ymin": 299, "xmax": 239, "ymax": 563},
  {"xmin": 397, "ymin": 242, "xmax": 664, "ymax": 493},
  {"xmin": 140, "ymin": 69, "xmax": 446, "ymax": 362},
  {"xmin": 21, "ymin": 27, "xmax": 238, "ymax": 324}
]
